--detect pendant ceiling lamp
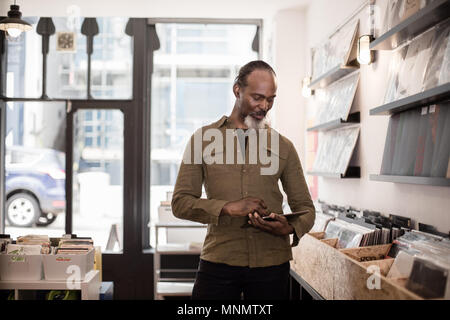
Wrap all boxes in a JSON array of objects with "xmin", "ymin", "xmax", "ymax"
[{"xmin": 0, "ymin": 1, "xmax": 32, "ymax": 38}]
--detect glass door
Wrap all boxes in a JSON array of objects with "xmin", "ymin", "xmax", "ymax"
[{"xmin": 70, "ymin": 108, "xmax": 124, "ymax": 252}]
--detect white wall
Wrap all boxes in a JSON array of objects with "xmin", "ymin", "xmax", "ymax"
[
  {"xmin": 300, "ymin": 0, "xmax": 450, "ymax": 233},
  {"xmin": 271, "ymin": 8, "xmax": 307, "ymax": 165}
]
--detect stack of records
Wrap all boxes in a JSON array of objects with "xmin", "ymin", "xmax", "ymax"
[
  {"xmin": 324, "ymin": 220, "xmax": 375, "ymax": 249},
  {"xmin": 56, "ymin": 238, "xmax": 94, "ymax": 254},
  {"xmin": 311, "ymin": 212, "xmax": 335, "ymax": 233},
  {"xmin": 310, "ymin": 201, "xmax": 336, "ymax": 233},
  {"xmin": 387, "ymin": 230, "xmax": 450, "ymax": 299},
  {"xmin": 16, "ymin": 235, "xmax": 51, "ymax": 254},
  {"xmin": 0, "ymin": 234, "xmax": 11, "ymax": 253}
]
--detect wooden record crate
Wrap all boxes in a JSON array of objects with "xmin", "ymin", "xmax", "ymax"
[{"xmin": 290, "ymin": 232, "xmax": 423, "ymax": 300}]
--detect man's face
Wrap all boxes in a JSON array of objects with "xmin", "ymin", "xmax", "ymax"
[{"xmin": 234, "ymin": 69, "xmax": 277, "ymax": 128}]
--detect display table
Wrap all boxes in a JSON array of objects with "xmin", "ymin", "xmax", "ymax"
[{"xmin": 0, "ymin": 270, "xmax": 101, "ymax": 300}]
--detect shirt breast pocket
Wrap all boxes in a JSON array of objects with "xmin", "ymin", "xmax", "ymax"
[
  {"xmin": 203, "ymin": 151, "xmax": 239, "ymax": 196},
  {"xmin": 204, "ymin": 151, "xmax": 228, "ymax": 178}
]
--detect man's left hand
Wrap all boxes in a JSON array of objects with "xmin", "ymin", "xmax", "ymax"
[{"xmin": 248, "ymin": 212, "xmax": 294, "ymax": 236}]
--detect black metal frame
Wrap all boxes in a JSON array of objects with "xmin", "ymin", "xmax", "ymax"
[{"xmin": 289, "ymin": 269, "xmax": 324, "ymax": 300}]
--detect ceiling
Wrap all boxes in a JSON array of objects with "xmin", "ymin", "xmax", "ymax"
[{"xmin": 1, "ymin": 0, "xmax": 313, "ymax": 18}]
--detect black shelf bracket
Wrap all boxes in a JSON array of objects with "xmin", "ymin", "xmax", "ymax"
[
  {"xmin": 370, "ymin": 0, "xmax": 450, "ymax": 51},
  {"xmin": 307, "ymin": 166, "xmax": 360, "ymax": 179}
]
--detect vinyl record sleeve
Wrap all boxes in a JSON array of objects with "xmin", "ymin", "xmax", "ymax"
[
  {"xmin": 381, "ymin": 113, "xmax": 400, "ymax": 174},
  {"xmin": 446, "ymin": 157, "xmax": 450, "ymax": 178},
  {"xmin": 430, "ymin": 102, "xmax": 450, "ymax": 177},
  {"xmin": 381, "ymin": 0, "xmax": 403, "ymax": 34},
  {"xmin": 397, "ymin": 28, "xmax": 435, "ymax": 98},
  {"xmin": 422, "ymin": 105, "xmax": 440, "ymax": 175},
  {"xmin": 391, "ymin": 109, "xmax": 421, "ymax": 175},
  {"xmin": 311, "ymin": 19, "xmax": 359, "ymax": 80},
  {"xmin": 315, "ymin": 71, "xmax": 360, "ymax": 125},
  {"xmin": 312, "ymin": 126, "xmax": 360, "ymax": 174},
  {"xmin": 383, "ymin": 45, "xmax": 408, "ymax": 104},
  {"xmin": 423, "ymin": 21, "xmax": 450, "ymax": 90},
  {"xmin": 414, "ymin": 107, "xmax": 430, "ymax": 175},
  {"xmin": 399, "ymin": 0, "xmax": 421, "ymax": 22},
  {"xmin": 406, "ymin": 256, "xmax": 449, "ymax": 299}
]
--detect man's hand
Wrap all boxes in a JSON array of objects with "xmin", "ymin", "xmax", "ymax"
[
  {"xmin": 221, "ymin": 197, "xmax": 269, "ymax": 217},
  {"xmin": 248, "ymin": 212, "xmax": 294, "ymax": 236}
]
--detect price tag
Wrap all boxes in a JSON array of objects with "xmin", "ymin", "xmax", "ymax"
[
  {"xmin": 429, "ymin": 105, "xmax": 436, "ymax": 113},
  {"xmin": 421, "ymin": 106, "xmax": 428, "ymax": 115}
]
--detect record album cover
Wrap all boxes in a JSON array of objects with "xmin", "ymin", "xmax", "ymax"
[
  {"xmin": 397, "ymin": 28, "xmax": 435, "ymax": 98},
  {"xmin": 423, "ymin": 21, "xmax": 450, "ymax": 90},
  {"xmin": 315, "ymin": 71, "xmax": 360, "ymax": 125}
]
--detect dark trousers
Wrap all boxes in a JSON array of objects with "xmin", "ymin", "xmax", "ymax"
[{"xmin": 191, "ymin": 259, "xmax": 290, "ymax": 300}]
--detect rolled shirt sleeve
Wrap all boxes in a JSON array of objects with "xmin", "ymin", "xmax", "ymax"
[{"xmin": 280, "ymin": 141, "xmax": 316, "ymax": 247}]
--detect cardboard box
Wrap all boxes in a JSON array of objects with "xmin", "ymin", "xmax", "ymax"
[
  {"xmin": 43, "ymin": 249, "xmax": 95, "ymax": 281},
  {"xmin": 0, "ymin": 254, "xmax": 43, "ymax": 281}
]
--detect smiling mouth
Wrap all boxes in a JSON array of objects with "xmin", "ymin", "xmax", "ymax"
[{"xmin": 250, "ymin": 112, "xmax": 266, "ymax": 120}]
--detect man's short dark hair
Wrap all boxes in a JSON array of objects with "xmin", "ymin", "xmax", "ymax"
[{"xmin": 234, "ymin": 60, "xmax": 276, "ymax": 88}]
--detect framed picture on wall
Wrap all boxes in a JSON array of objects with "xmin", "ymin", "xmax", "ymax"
[{"xmin": 56, "ymin": 32, "xmax": 76, "ymax": 52}]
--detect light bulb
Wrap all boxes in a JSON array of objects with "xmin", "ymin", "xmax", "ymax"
[
  {"xmin": 357, "ymin": 35, "xmax": 373, "ymax": 65},
  {"xmin": 6, "ymin": 27, "xmax": 22, "ymax": 38}
]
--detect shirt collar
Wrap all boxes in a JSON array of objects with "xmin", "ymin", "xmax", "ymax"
[
  {"xmin": 215, "ymin": 115, "xmax": 271, "ymax": 130},
  {"xmin": 215, "ymin": 115, "xmax": 228, "ymax": 128}
]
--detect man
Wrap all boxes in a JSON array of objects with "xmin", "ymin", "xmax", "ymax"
[{"xmin": 171, "ymin": 60, "xmax": 315, "ymax": 300}]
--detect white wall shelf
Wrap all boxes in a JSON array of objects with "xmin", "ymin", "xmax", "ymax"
[{"xmin": 309, "ymin": 64, "xmax": 359, "ymax": 90}]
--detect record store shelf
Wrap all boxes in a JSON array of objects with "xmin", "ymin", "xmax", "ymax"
[
  {"xmin": 370, "ymin": 175, "xmax": 450, "ymax": 187},
  {"xmin": 307, "ymin": 112, "xmax": 360, "ymax": 132},
  {"xmin": 370, "ymin": 0, "xmax": 450, "ymax": 51},
  {"xmin": 309, "ymin": 64, "xmax": 359, "ymax": 90},
  {"xmin": 369, "ymin": 83, "xmax": 450, "ymax": 116},
  {"xmin": 307, "ymin": 166, "xmax": 360, "ymax": 179}
]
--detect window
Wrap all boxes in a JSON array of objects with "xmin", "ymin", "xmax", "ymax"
[
  {"xmin": 150, "ymin": 23, "xmax": 258, "ymax": 247},
  {"xmin": 4, "ymin": 102, "xmax": 66, "ymax": 236},
  {"xmin": 85, "ymin": 137, "xmax": 93, "ymax": 146},
  {"xmin": 72, "ymin": 109, "xmax": 124, "ymax": 252},
  {"xmin": 5, "ymin": 17, "xmax": 42, "ymax": 98},
  {"xmin": 6, "ymin": 17, "xmax": 132, "ymax": 100}
]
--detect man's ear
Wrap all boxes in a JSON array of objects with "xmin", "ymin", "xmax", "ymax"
[{"xmin": 233, "ymin": 84, "xmax": 240, "ymax": 98}]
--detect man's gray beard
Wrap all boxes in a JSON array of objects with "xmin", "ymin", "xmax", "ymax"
[{"xmin": 244, "ymin": 115, "xmax": 270, "ymax": 129}]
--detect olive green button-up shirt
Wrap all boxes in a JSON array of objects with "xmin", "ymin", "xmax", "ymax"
[{"xmin": 171, "ymin": 115, "xmax": 315, "ymax": 268}]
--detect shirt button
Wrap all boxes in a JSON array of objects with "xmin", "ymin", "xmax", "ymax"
[{"xmin": 242, "ymin": 169, "xmax": 246, "ymax": 173}]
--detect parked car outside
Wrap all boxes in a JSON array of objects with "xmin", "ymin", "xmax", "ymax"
[{"xmin": 5, "ymin": 146, "xmax": 66, "ymax": 227}]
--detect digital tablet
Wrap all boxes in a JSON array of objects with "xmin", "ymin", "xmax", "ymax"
[{"xmin": 261, "ymin": 210, "xmax": 310, "ymax": 222}]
